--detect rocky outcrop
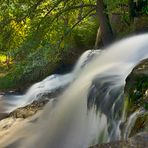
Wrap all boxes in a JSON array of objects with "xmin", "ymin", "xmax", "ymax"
[
  {"xmin": 0, "ymin": 99, "xmax": 47, "ymax": 144},
  {"xmin": 9, "ymin": 99, "xmax": 49, "ymax": 118},
  {"xmin": 124, "ymin": 59, "xmax": 148, "ymax": 136},
  {"xmin": 90, "ymin": 132, "xmax": 148, "ymax": 148}
]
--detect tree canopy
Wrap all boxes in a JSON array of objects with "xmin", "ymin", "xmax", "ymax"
[{"xmin": 0, "ymin": 0, "xmax": 147, "ymax": 90}]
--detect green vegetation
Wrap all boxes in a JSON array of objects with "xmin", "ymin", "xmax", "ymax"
[
  {"xmin": 0, "ymin": 0, "xmax": 98, "ymax": 89},
  {"xmin": 125, "ymin": 68, "xmax": 148, "ymax": 115},
  {"xmin": 0, "ymin": 0, "xmax": 147, "ymax": 90}
]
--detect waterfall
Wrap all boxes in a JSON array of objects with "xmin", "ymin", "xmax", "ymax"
[
  {"xmin": 0, "ymin": 50, "xmax": 101, "ymax": 113},
  {"xmin": 0, "ymin": 34, "xmax": 148, "ymax": 148},
  {"xmin": 123, "ymin": 109, "xmax": 146, "ymax": 139}
]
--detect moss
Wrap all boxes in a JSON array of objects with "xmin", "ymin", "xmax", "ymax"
[
  {"xmin": 124, "ymin": 60, "xmax": 148, "ymax": 137},
  {"xmin": 129, "ymin": 113, "xmax": 148, "ymax": 137},
  {"xmin": 125, "ymin": 73, "xmax": 148, "ymax": 114}
]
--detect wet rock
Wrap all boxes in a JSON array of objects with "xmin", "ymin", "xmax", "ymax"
[
  {"xmin": 125, "ymin": 59, "xmax": 148, "ymax": 114},
  {"xmin": 0, "ymin": 98, "xmax": 47, "ymax": 143},
  {"xmin": 129, "ymin": 113, "xmax": 148, "ymax": 137},
  {"xmin": 123, "ymin": 59, "xmax": 148, "ymax": 136},
  {"xmin": 0, "ymin": 117, "xmax": 24, "ymax": 140},
  {"xmin": 0, "ymin": 113, "xmax": 8, "ymax": 120},
  {"xmin": 90, "ymin": 132, "xmax": 148, "ymax": 148},
  {"xmin": 9, "ymin": 99, "xmax": 49, "ymax": 119}
]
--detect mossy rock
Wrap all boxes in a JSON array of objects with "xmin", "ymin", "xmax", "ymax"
[
  {"xmin": 124, "ymin": 59, "xmax": 148, "ymax": 137},
  {"xmin": 125, "ymin": 60, "xmax": 148, "ymax": 114},
  {"xmin": 129, "ymin": 113, "xmax": 148, "ymax": 137}
]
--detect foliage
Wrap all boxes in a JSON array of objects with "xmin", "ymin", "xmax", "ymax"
[
  {"xmin": 0, "ymin": 0, "xmax": 147, "ymax": 89},
  {"xmin": 0, "ymin": 0, "xmax": 98, "ymax": 89}
]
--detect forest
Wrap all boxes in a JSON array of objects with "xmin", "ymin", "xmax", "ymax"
[{"xmin": 0, "ymin": 0, "xmax": 147, "ymax": 90}]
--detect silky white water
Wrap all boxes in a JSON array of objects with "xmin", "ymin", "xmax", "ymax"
[
  {"xmin": 0, "ymin": 50, "xmax": 101, "ymax": 113},
  {"xmin": 0, "ymin": 34, "xmax": 148, "ymax": 147}
]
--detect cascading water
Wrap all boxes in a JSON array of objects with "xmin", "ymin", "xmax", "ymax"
[
  {"xmin": 123, "ymin": 108, "xmax": 146, "ymax": 139},
  {"xmin": 0, "ymin": 50, "xmax": 101, "ymax": 113},
  {"xmin": 0, "ymin": 34, "xmax": 148, "ymax": 148}
]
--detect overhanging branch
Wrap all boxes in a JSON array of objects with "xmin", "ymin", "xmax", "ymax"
[
  {"xmin": 57, "ymin": 8, "xmax": 96, "ymax": 49},
  {"xmin": 37, "ymin": 3, "xmax": 96, "ymax": 31}
]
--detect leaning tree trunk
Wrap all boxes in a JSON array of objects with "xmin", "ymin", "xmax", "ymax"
[
  {"xmin": 94, "ymin": 27, "xmax": 101, "ymax": 49},
  {"xmin": 96, "ymin": 0, "xmax": 114, "ymax": 46}
]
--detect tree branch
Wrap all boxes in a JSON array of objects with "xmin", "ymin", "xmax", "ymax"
[
  {"xmin": 36, "ymin": 3, "xmax": 96, "ymax": 31},
  {"xmin": 57, "ymin": 8, "xmax": 96, "ymax": 49},
  {"xmin": 28, "ymin": 0, "xmax": 45, "ymax": 19},
  {"xmin": 36, "ymin": 0, "xmax": 66, "ymax": 30}
]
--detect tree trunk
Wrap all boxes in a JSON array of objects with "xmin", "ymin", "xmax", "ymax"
[
  {"xmin": 128, "ymin": 0, "xmax": 135, "ymax": 21},
  {"xmin": 96, "ymin": 0, "xmax": 114, "ymax": 46},
  {"xmin": 94, "ymin": 27, "xmax": 101, "ymax": 49}
]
